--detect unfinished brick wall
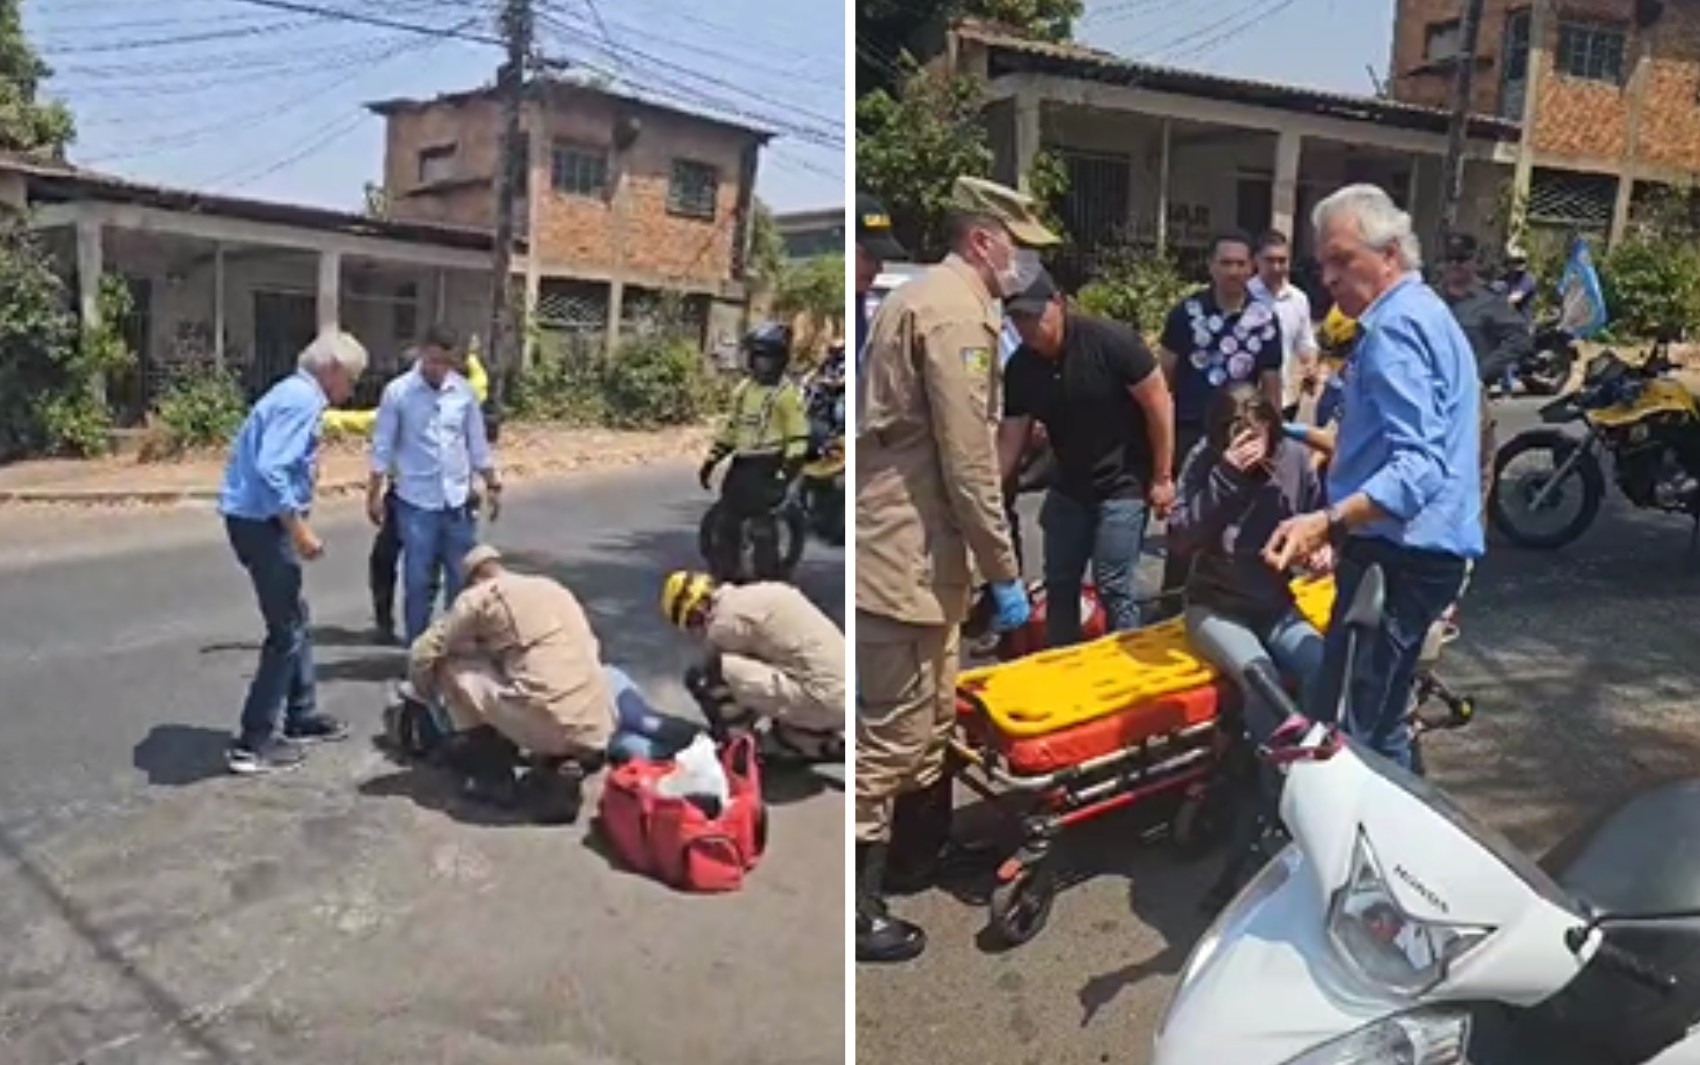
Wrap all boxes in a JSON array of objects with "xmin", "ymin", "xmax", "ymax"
[
  {"xmin": 378, "ymin": 88, "xmax": 760, "ymax": 289},
  {"xmin": 1391, "ymin": 0, "xmax": 1700, "ymax": 172}
]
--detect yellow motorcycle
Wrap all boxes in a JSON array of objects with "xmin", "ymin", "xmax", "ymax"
[{"xmin": 1490, "ymin": 333, "xmax": 1700, "ymax": 549}]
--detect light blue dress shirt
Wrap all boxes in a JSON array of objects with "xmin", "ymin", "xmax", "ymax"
[
  {"xmin": 218, "ymin": 371, "xmax": 326, "ymax": 521},
  {"xmin": 371, "ymin": 367, "xmax": 491, "ymax": 511},
  {"xmin": 1328, "ymin": 273, "xmax": 1484, "ymax": 559},
  {"xmin": 999, "ymin": 318, "xmax": 1020, "ymax": 367}
]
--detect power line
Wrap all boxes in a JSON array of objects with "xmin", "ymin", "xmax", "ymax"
[
  {"xmin": 216, "ymin": 0, "xmax": 503, "ymax": 45},
  {"xmin": 40, "ymin": 16, "xmax": 317, "ymax": 54}
]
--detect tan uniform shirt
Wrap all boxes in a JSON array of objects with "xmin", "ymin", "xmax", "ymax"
[
  {"xmin": 411, "ymin": 572, "xmax": 614, "ymax": 751},
  {"xmin": 705, "ymin": 582, "xmax": 845, "ymax": 709},
  {"xmin": 857, "ymin": 254, "xmax": 1019, "ymax": 626}
]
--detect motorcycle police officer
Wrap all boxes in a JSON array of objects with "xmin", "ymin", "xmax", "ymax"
[
  {"xmin": 699, "ymin": 322, "xmax": 810, "ymax": 580},
  {"xmin": 856, "ymin": 176, "xmax": 1057, "ymax": 964}
]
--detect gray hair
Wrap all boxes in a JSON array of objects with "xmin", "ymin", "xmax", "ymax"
[
  {"xmin": 298, "ymin": 329, "xmax": 369, "ymax": 377},
  {"xmin": 1312, "ymin": 184, "xmax": 1423, "ymax": 272}
]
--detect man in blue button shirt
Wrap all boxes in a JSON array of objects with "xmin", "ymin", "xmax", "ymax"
[
  {"xmin": 1265, "ymin": 184, "xmax": 1482, "ymax": 771},
  {"xmin": 370, "ymin": 324, "xmax": 501, "ymax": 647},
  {"xmin": 218, "ymin": 330, "xmax": 369, "ymax": 774}
]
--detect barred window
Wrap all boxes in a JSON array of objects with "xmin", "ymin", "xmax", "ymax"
[
  {"xmin": 1555, "ymin": 22, "xmax": 1626, "ymax": 85},
  {"xmin": 551, "ymin": 143, "xmax": 607, "ymax": 197},
  {"xmin": 668, "ymin": 160, "xmax": 719, "ymax": 220}
]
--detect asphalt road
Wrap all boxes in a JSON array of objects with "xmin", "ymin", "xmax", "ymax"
[
  {"xmin": 0, "ymin": 464, "xmax": 845, "ymax": 1065},
  {"xmin": 856, "ymin": 398, "xmax": 1700, "ymax": 1065}
]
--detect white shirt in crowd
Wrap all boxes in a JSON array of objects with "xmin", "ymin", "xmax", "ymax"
[{"xmin": 1249, "ymin": 275, "xmax": 1319, "ymax": 409}]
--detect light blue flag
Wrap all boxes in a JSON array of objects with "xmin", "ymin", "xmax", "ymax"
[{"xmin": 1557, "ymin": 234, "xmax": 1608, "ymax": 340}]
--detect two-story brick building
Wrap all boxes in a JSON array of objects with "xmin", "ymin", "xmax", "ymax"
[
  {"xmin": 1391, "ymin": 0, "xmax": 1691, "ymax": 245},
  {"xmin": 369, "ymin": 78, "xmax": 773, "ymax": 357}
]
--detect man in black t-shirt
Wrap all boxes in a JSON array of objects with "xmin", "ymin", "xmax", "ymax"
[
  {"xmin": 1155, "ymin": 233, "xmax": 1284, "ymax": 608},
  {"xmin": 998, "ymin": 270, "xmax": 1176, "ymax": 646}
]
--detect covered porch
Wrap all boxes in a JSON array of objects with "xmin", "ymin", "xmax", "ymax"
[{"xmin": 26, "ymin": 186, "xmax": 506, "ymax": 423}]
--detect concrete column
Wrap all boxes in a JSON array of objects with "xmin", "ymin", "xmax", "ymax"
[
  {"xmin": 1155, "ymin": 118, "xmax": 1172, "ymax": 255},
  {"xmin": 316, "ymin": 249, "xmax": 341, "ymax": 335},
  {"xmin": 605, "ymin": 279, "xmax": 624, "ymax": 355},
  {"xmin": 1406, "ymin": 156, "xmax": 1423, "ymax": 217},
  {"xmin": 1609, "ymin": 175, "xmax": 1636, "ymax": 249},
  {"xmin": 1013, "ymin": 88, "xmax": 1041, "ymax": 192},
  {"xmin": 75, "ymin": 217, "xmax": 104, "ymax": 408},
  {"xmin": 523, "ymin": 100, "xmax": 546, "ymax": 365},
  {"xmin": 1510, "ymin": 0, "xmax": 1551, "ymax": 237},
  {"xmin": 213, "ymin": 243, "xmax": 226, "ymax": 371},
  {"xmin": 1271, "ymin": 129, "xmax": 1303, "ymax": 240}
]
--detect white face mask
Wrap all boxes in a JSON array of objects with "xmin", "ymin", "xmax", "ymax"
[{"xmin": 996, "ymin": 247, "xmax": 1044, "ymax": 299}]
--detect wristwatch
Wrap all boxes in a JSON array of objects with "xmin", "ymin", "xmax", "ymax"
[{"xmin": 1325, "ymin": 502, "xmax": 1347, "ymax": 538}]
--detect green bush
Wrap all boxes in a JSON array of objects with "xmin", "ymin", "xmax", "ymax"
[
  {"xmin": 511, "ymin": 333, "xmax": 716, "ymax": 430},
  {"xmin": 1074, "ymin": 248, "xmax": 1193, "ymax": 338},
  {"xmin": 150, "ymin": 370, "xmax": 248, "ymax": 455},
  {"xmin": 1600, "ymin": 238, "xmax": 1700, "ymax": 340}
]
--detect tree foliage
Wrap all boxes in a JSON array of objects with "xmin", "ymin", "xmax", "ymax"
[
  {"xmin": 0, "ymin": 0, "xmax": 72, "ymax": 157},
  {"xmin": 746, "ymin": 198, "xmax": 787, "ymax": 295},
  {"xmin": 857, "ymin": 0, "xmax": 1081, "ymax": 99},
  {"xmin": 858, "ymin": 62, "xmax": 1069, "ymax": 259}
]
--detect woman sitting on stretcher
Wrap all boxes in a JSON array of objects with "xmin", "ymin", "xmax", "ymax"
[{"xmin": 1169, "ymin": 384, "xmax": 1327, "ymax": 740}]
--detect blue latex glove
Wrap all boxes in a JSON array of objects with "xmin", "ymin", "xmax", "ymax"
[
  {"xmin": 1281, "ymin": 422, "xmax": 1309, "ymax": 442},
  {"xmin": 988, "ymin": 580, "xmax": 1031, "ymax": 633}
]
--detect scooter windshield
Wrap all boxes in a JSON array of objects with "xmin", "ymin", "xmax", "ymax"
[{"xmin": 1348, "ymin": 736, "xmax": 1577, "ymax": 913}]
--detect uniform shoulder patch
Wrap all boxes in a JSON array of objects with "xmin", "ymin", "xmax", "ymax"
[{"xmin": 962, "ymin": 346, "xmax": 992, "ymax": 375}]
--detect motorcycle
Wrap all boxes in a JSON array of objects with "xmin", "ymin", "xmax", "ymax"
[
  {"xmin": 1513, "ymin": 318, "xmax": 1582, "ymax": 397},
  {"xmin": 1490, "ymin": 332, "xmax": 1700, "ymax": 550},
  {"xmin": 1155, "ymin": 564, "xmax": 1700, "ymax": 1065}
]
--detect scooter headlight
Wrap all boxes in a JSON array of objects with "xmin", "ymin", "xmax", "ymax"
[
  {"xmin": 1276, "ymin": 1009, "xmax": 1470, "ymax": 1065},
  {"xmin": 1326, "ymin": 831, "xmax": 1491, "ymax": 997}
]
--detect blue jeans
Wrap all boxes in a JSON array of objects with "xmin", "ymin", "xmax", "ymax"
[
  {"xmin": 1186, "ymin": 605, "xmax": 1324, "ymax": 744},
  {"xmin": 396, "ymin": 498, "xmax": 478, "ymax": 645},
  {"xmin": 604, "ymin": 666, "xmax": 703, "ymax": 761},
  {"xmin": 1311, "ymin": 538, "xmax": 1469, "ymax": 770},
  {"xmin": 1040, "ymin": 491, "xmax": 1149, "ymax": 646},
  {"xmin": 225, "ymin": 517, "xmax": 317, "ymax": 746}
]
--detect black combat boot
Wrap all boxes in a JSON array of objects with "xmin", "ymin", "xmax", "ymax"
[
  {"xmin": 523, "ymin": 756, "xmax": 588, "ymax": 825},
  {"xmin": 884, "ymin": 776, "xmax": 993, "ymax": 894},
  {"xmin": 440, "ymin": 726, "xmax": 521, "ymax": 808},
  {"xmin": 856, "ymin": 841, "xmax": 926, "ymax": 964}
]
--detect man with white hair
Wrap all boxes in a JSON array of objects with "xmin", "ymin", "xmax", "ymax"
[
  {"xmin": 217, "ymin": 330, "xmax": 369, "ymax": 774},
  {"xmin": 1264, "ymin": 184, "xmax": 1482, "ymax": 771}
]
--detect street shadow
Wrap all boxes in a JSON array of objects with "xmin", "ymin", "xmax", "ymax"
[
  {"xmin": 315, "ymin": 651, "xmax": 407, "ymax": 685},
  {"xmin": 131, "ymin": 724, "xmax": 232, "ymax": 787},
  {"xmin": 355, "ymin": 768, "xmax": 537, "ymax": 829},
  {"xmin": 199, "ymin": 624, "xmax": 382, "ymax": 657}
]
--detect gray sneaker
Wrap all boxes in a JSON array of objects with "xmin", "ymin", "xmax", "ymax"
[{"xmin": 227, "ymin": 737, "xmax": 307, "ymax": 776}]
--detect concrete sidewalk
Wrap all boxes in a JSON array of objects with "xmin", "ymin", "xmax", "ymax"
[{"xmin": 0, "ymin": 424, "xmax": 714, "ymax": 505}]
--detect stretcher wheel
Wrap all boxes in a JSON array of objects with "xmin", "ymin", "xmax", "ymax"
[
  {"xmin": 988, "ymin": 861, "xmax": 1057, "ymax": 947},
  {"xmin": 1171, "ymin": 783, "xmax": 1235, "ymax": 860}
]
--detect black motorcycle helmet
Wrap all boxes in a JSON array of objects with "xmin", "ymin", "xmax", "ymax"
[{"xmin": 743, "ymin": 321, "xmax": 792, "ymax": 384}]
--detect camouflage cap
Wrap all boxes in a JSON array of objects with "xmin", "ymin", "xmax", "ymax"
[{"xmin": 948, "ymin": 176, "xmax": 1060, "ymax": 248}]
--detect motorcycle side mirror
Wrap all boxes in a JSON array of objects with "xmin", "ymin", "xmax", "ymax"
[{"xmin": 1344, "ymin": 564, "xmax": 1387, "ymax": 632}]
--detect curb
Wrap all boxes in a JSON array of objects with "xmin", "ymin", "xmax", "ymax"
[{"xmin": 0, "ymin": 455, "xmax": 698, "ymax": 507}]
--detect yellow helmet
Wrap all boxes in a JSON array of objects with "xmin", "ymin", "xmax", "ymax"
[
  {"xmin": 1319, "ymin": 306, "xmax": 1358, "ymax": 353},
  {"xmin": 661, "ymin": 570, "xmax": 716, "ymax": 629}
]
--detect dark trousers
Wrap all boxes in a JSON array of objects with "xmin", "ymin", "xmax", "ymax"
[
  {"xmin": 369, "ymin": 488, "xmax": 441, "ymax": 630},
  {"xmin": 1040, "ymin": 491, "xmax": 1149, "ymax": 645},
  {"xmin": 1309, "ymin": 537, "xmax": 1469, "ymax": 770},
  {"xmin": 1158, "ymin": 422, "xmax": 1207, "ymax": 610},
  {"xmin": 714, "ymin": 454, "xmax": 785, "ymax": 579},
  {"xmin": 226, "ymin": 517, "xmax": 317, "ymax": 746}
]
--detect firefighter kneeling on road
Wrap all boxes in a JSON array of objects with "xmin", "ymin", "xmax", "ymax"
[
  {"xmin": 662, "ymin": 570, "xmax": 845, "ymax": 764},
  {"xmin": 403, "ymin": 545, "xmax": 703, "ymax": 823},
  {"xmin": 698, "ymin": 323, "xmax": 810, "ymax": 581}
]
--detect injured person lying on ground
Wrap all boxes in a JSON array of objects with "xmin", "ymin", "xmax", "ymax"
[
  {"xmin": 393, "ymin": 544, "xmax": 704, "ymax": 823},
  {"xmin": 661, "ymin": 570, "xmax": 845, "ymax": 764}
]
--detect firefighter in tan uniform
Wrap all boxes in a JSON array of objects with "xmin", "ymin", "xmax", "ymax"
[
  {"xmin": 856, "ymin": 177, "xmax": 1060, "ymax": 965},
  {"xmin": 662, "ymin": 570, "xmax": 845, "ymax": 760},
  {"xmin": 407, "ymin": 545, "xmax": 619, "ymax": 822}
]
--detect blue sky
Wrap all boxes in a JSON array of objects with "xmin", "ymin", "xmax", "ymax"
[
  {"xmin": 26, "ymin": 0, "xmax": 1395, "ymax": 216},
  {"xmin": 1076, "ymin": 0, "xmax": 1398, "ymax": 96},
  {"xmin": 26, "ymin": 0, "xmax": 845, "ymax": 213}
]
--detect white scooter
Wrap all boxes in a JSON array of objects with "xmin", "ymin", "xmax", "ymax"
[{"xmin": 1155, "ymin": 564, "xmax": 1700, "ymax": 1065}]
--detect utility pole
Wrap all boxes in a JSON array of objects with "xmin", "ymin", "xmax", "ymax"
[
  {"xmin": 1436, "ymin": 0, "xmax": 1488, "ymax": 263},
  {"xmin": 486, "ymin": 0, "xmax": 532, "ymax": 408}
]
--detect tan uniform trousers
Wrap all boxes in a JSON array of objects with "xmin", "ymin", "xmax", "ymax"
[
  {"xmin": 436, "ymin": 657, "xmax": 599, "ymax": 758},
  {"xmin": 721, "ymin": 653, "xmax": 843, "ymax": 734},
  {"xmin": 854, "ymin": 610, "xmax": 961, "ymax": 844}
]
